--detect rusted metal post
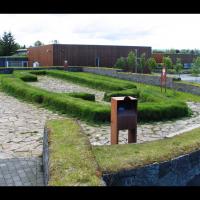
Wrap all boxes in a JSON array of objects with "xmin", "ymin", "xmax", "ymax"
[{"xmin": 111, "ymin": 96, "xmax": 137, "ymax": 145}]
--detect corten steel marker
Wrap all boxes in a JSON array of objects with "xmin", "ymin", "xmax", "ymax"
[
  {"xmin": 64, "ymin": 60, "xmax": 68, "ymax": 70},
  {"xmin": 160, "ymin": 65, "xmax": 167, "ymax": 93},
  {"xmin": 111, "ymin": 96, "xmax": 138, "ymax": 145}
]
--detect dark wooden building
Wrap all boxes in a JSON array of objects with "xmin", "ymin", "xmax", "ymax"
[
  {"xmin": 28, "ymin": 44, "xmax": 152, "ymax": 67},
  {"xmin": 153, "ymin": 53, "xmax": 197, "ymax": 66}
]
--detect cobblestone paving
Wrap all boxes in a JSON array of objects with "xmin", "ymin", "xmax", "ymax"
[
  {"xmin": 0, "ymin": 92, "xmax": 64, "ymax": 186},
  {"xmin": 28, "ymin": 76, "xmax": 200, "ymax": 145},
  {"xmin": 29, "ymin": 76, "xmax": 105, "ymax": 102}
]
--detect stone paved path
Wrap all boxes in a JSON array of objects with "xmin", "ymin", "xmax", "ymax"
[
  {"xmin": 28, "ymin": 76, "xmax": 200, "ymax": 145},
  {"xmin": 30, "ymin": 76, "xmax": 105, "ymax": 102},
  {"xmin": 0, "ymin": 92, "xmax": 64, "ymax": 186}
]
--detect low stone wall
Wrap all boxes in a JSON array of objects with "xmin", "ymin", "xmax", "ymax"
[
  {"xmin": 43, "ymin": 121, "xmax": 200, "ymax": 186},
  {"xmin": 103, "ymin": 150, "xmax": 200, "ymax": 186},
  {"xmin": 43, "ymin": 127, "xmax": 49, "ymax": 186},
  {"xmin": 83, "ymin": 67, "xmax": 200, "ymax": 96},
  {"xmin": 173, "ymin": 82, "xmax": 200, "ymax": 96},
  {"xmin": 83, "ymin": 67, "xmax": 173, "ymax": 87}
]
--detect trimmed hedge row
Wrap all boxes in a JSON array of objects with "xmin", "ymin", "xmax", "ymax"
[
  {"xmin": 30, "ymin": 70, "xmax": 137, "ymax": 92},
  {"xmin": 103, "ymin": 89, "xmax": 140, "ymax": 102},
  {"xmin": 0, "ymin": 76, "xmax": 110, "ymax": 123},
  {"xmin": 0, "ymin": 73, "xmax": 190, "ymax": 123},
  {"xmin": 67, "ymin": 92, "xmax": 95, "ymax": 101},
  {"xmin": 138, "ymin": 101, "xmax": 190, "ymax": 122},
  {"xmin": 14, "ymin": 71, "xmax": 38, "ymax": 82}
]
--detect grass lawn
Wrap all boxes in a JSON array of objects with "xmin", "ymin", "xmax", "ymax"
[
  {"xmin": 47, "ymin": 119, "xmax": 103, "ymax": 186},
  {"xmin": 93, "ymin": 127, "xmax": 200, "ymax": 173}
]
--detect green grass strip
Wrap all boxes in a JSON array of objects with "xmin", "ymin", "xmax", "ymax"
[
  {"xmin": 46, "ymin": 119, "xmax": 103, "ymax": 186},
  {"xmin": 93, "ymin": 127, "xmax": 200, "ymax": 173}
]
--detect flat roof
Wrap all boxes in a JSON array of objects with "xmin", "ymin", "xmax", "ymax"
[{"xmin": 28, "ymin": 44, "xmax": 152, "ymax": 48}]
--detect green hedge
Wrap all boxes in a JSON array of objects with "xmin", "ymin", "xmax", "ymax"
[
  {"xmin": 0, "ymin": 76, "xmax": 110, "ymax": 123},
  {"xmin": 30, "ymin": 70, "xmax": 47, "ymax": 75},
  {"xmin": 103, "ymin": 89, "xmax": 140, "ymax": 102},
  {"xmin": 0, "ymin": 73, "xmax": 190, "ymax": 123},
  {"xmin": 67, "ymin": 92, "xmax": 95, "ymax": 101},
  {"xmin": 14, "ymin": 71, "xmax": 38, "ymax": 82},
  {"xmin": 138, "ymin": 101, "xmax": 190, "ymax": 122},
  {"xmin": 35, "ymin": 70, "xmax": 137, "ymax": 92}
]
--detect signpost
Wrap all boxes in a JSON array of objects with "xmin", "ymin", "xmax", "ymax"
[{"xmin": 161, "ymin": 66, "xmax": 167, "ymax": 93}]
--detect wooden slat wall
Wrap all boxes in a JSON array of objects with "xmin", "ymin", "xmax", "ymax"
[
  {"xmin": 53, "ymin": 44, "xmax": 152, "ymax": 67},
  {"xmin": 28, "ymin": 45, "xmax": 53, "ymax": 67},
  {"xmin": 153, "ymin": 53, "xmax": 198, "ymax": 64}
]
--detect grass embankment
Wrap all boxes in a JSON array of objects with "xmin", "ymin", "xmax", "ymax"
[
  {"xmin": 46, "ymin": 119, "xmax": 103, "ymax": 186},
  {"xmin": 93, "ymin": 127, "xmax": 200, "ymax": 173}
]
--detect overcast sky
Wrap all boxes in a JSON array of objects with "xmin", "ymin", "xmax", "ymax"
[{"xmin": 0, "ymin": 14, "xmax": 200, "ymax": 49}]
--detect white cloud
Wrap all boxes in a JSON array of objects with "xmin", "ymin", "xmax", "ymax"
[{"xmin": 0, "ymin": 14, "xmax": 200, "ymax": 49}]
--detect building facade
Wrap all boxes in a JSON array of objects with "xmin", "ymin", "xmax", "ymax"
[
  {"xmin": 27, "ymin": 44, "xmax": 152, "ymax": 67},
  {"xmin": 152, "ymin": 53, "xmax": 197, "ymax": 68}
]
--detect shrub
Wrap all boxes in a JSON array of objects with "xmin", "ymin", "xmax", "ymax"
[
  {"xmin": 103, "ymin": 89, "xmax": 140, "ymax": 102},
  {"xmin": 0, "ymin": 72, "xmax": 190, "ymax": 123},
  {"xmin": 146, "ymin": 57, "xmax": 157, "ymax": 72},
  {"xmin": 44, "ymin": 70, "xmax": 137, "ymax": 91},
  {"xmin": 14, "ymin": 71, "xmax": 38, "ymax": 82},
  {"xmin": 66, "ymin": 92, "xmax": 95, "ymax": 101},
  {"xmin": 0, "ymin": 76, "xmax": 110, "ymax": 123},
  {"xmin": 138, "ymin": 101, "xmax": 190, "ymax": 122},
  {"xmin": 114, "ymin": 57, "xmax": 127, "ymax": 69},
  {"xmin": 30, "ymin": 70, "xmax": 47, "ymax": 75},
  {"xmin": 127, "ymin": 51, "xmax": 136, "ymax": 72}
]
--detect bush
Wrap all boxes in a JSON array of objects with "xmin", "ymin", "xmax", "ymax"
[
  {"xmin": 0, "ymin": 76, "xmax": 110, "ymax": 123},
  {"xmin": 114, "ymin": 57, "xmax": 127, "ymax": 69},
  {"xmin": 14, "ymin": 71, "xmax": 38, "ymax": 82},
  {"xmin": 172, "ymin": 77, "xmax": 181, "ymax": 81},
  {"xmin": 66, "ymin": 92, "xmax": 95, "ymax": 101},
  {"xmin": 30, "ymin": 70, "xmax": 47, "ymax": 75},
  {"xmin": 167, "ymin": 69, "xmax": 175, "ymax": 74},
  {"xmin": 0, "ymin": 72, "xmax": 190, "ymax": 123},
  {"xmin": 138, "ymin": 101, "xmax": 190, "ymax": 122},
  {"xmin": 103, "ymin": 89, "xmax": 140, "ymax": 102},
  {"xmin": 43, "ymin": 70, "xmax": 137, "ymax": 91}
]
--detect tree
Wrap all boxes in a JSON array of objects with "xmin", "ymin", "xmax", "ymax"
[
  {"xmin": 51, "ymin": 40, "xmax": 59, "ymax": 44},
  {"xmin": 191, "ymin": 57, "xmax": 200, "ymax": 77},
  {"xmin": 146, "ymin": 57, "xmax": 157, "ymax": 73},
  {"xmin": 139, "ymin": 53, "xmax": 146, "ymax": 73},
  {"xmin": 0, "ymin": 32, "xmax": 19, "ymax": 56},
  {"xmin": 163, "ymin": 56, "xmax": 173, "ymax": 69},
  {"xmin": 114, "ymin": 57, "xmax": 127, "ymax": 69},
  {"xmin": 127, "ymin": 51, "xmax": 136, "ymax": 72},
  {"xmin": 34, "ymin": 40, "xmax": 43, "ymax": 47},
  {"xmin": 174, "ymin": 58, "xmax": 183, "ymax": 77}
]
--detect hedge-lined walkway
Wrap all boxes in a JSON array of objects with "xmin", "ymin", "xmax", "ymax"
[
  {"xmin": 28, "ymin": 76, "xmax": 200, "ymax": 145},
  {"xmin": 0, "ymin": 92, "xmax": 64, "ymax": 186},
  {"xmin": 29, "ymin": 76, "xmax": 105, "ymax": 102}
]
